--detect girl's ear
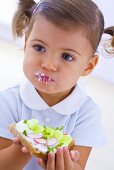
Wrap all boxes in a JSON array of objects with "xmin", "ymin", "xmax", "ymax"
[{"xmin": 82, "ymin": 55, "xmax": 99, "ymax": 76}]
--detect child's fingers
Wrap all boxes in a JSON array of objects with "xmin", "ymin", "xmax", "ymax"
[
  {"xmin": 12, "ymin": 137, "xmax": 21, "ymax": 145},
  {"xmin": 22, "ymin": 146, "xmax": 29, "ymax": 154},
  {"xmin": 37, "ymin": 158, "xmax": 47, "ymax": 169},
  {"xmin": 63, "ymin": 146, "xmax": 72, "ymax": 169},
  {"xmin": 13, "ymin": 137, "xmax": 30, "ymax": 155},
  {"xmin": 46, "ymin": 152, "xmax": 55, "ymax": 170},
  {"xmin": 70, "ymin": 150, "xmax": 80, "ymax": 162},
  {"xmin": 56, "ymin": 147, "xmax": 64, "ymax": 170}
]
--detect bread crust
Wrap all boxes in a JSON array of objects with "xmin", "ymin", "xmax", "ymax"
[{"xmin": 9, "ymin": 123, "xmax": 75, "ymax": 158}]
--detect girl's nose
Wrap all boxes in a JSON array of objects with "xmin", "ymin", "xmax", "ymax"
[{"xmin": 41, "ymin": 57, "xmax": 58, "ymax": 72}]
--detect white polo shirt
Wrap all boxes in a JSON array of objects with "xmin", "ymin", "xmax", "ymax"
[{"xmin": 0, "ymin": 78, "xmax": 107, "ymax": 170}]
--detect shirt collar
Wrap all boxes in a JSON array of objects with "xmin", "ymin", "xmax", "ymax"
[{"xmin": 20, "ymin": 78, "xmax": 87, "ymax": 115}]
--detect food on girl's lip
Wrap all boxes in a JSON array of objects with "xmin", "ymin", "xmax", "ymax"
[
  {"xmin": 9, "ymin": 119, "xmax": 75, "ymax": 158},
  {"xmin": 35, "ymin": 73, "xmax": 55, "ymax": 83}
]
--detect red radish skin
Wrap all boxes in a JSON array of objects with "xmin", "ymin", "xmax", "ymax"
[
  {"xmin": 28, "ymin": 134, "xmax": 43, "ymax": 139},
  {"xmin": 34, "ymin": 138, "xmax": 47, "ymax": 145},
  {"xmin": 47, "ymin": 138, "xmax": 58, "ymax": 147}
]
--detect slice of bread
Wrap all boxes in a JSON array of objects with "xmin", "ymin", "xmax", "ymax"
[{"xmin": 9, "ymin": 120, "xmax": 75, "ymax": 158}]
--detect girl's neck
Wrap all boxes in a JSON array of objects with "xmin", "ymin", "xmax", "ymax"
[{"xmin": 36, "ymin": 87, "xmax": 74, "ymax": 107}]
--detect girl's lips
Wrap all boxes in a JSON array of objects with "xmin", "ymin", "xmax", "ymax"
[{"xmin": 35, "ymin": 73, "xmax": 54, "ymax": 83}]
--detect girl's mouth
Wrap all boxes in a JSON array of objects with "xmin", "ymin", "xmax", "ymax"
[{"xmin": 35, "ymin": 73, "xmax": 54, "ymax": 83}]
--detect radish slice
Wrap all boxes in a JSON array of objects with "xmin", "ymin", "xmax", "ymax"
[
  {"xmin": 34, "ymin": 138, "xmax": 47, "ymax": 145},
  {"xmin": 47, "ymin": 138, "xmax": 58, "ymax": 147},
  {"xmin": 27, "ymin": 133, "xmax": 43, "ymax": 138}
]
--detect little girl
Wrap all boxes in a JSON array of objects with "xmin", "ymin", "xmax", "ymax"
[{"xmin": 0, "ymin": 0, "xmax": 112, "ymax": 170}]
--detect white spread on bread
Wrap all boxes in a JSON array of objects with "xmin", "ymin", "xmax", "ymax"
[
  {"xmin": 16, "ymin": 121, "xmax": 31, "ymax": 133},
  {"xmin": 24, "ymin": 136, "xmax": 48, "ymax": 153},
  {"xmin": 15, "ymin": 121, "xmax": 58, "ymax": 153}
]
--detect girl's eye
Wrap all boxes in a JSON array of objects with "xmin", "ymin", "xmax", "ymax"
[
  {"xmin": 33, "ymin": 45, "xmax": 45, "ymax": 52},
  {"xmin": 61, "ymin": 53, "xmax": 74, "ymax": 61}
]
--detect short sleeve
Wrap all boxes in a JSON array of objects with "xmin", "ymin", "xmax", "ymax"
[
  {"xmin": 0, "ymin": 89, "xmax": 19, "ymax": 139},
  {"xmin": 71, "ymin": 105, "xmax": 107, "ymax": 147}
]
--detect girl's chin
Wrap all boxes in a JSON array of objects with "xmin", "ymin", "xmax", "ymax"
[
  {"xmin": 35, "ymin": 86, "xmax": 58, "ymax": 94},
  {"xmin": 33, "ymin": 81, "xmax": 58, "ymax": 93}
]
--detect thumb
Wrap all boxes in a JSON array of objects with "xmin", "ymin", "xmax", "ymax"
[
  {"xmin": 37, "ymin": 158, "xmax": 47, "ymax": 169},
  {"xmin": 70, "ymin": 150, "xmax": 80, "ymax": 161}
]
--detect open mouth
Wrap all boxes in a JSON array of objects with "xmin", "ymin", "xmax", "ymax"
[{"xmin": 35, "ymin": 73, "xmax": 54, "ymax": 83}]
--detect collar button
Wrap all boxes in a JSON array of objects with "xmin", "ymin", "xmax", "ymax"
[{"xmin": 45, "ymin": 118, "xmax": 50, "ymax": 123}]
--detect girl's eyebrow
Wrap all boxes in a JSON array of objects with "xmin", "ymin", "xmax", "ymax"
[
  {"xmin": 62, "ymin": 48, "xmax": 81, "ymax": 56},
  {"xmin": 31, "ymin": 39, "xmax": 48, "ymax": 46},
  {"xmin": 31, "ymin": 39, "xmax": 81, "ymax": 56}
]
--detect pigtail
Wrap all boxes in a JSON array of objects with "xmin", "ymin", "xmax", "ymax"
[
  {"xmin": 104, "ymin": 26, "xmax": 114, "ymax": 54},
  {"xmin": 12, "ymin": 0, "xmax": 36, "ymax": 37}
]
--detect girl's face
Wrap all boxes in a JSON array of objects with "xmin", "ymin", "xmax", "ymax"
[{"xmin": 23, "ymin": 16, "xmax": 98, "ymax": 97}]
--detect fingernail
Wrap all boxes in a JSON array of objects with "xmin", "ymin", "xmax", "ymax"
[
  {"xmin": 70, "ymin": 150, "xmax": 80, "ymax": 161},
  {"xmin": 49, "ymin": 152, "xmax": 55, "ymax": 158},
  {"xmin": 70, "ymin": 151, "xmax": 75, "ymax": 159},
  {"xmin": 63, "ymin": 146, "xmax": 68, "ymax": 152},
  {"xmin": 22, "ymin": 146, "xmax": 28, "ymax": 153},
  {"xmin": 57, "ymin": 147, "xmax": 62, "ymax": 152}
]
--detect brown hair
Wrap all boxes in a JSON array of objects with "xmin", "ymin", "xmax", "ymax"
[
  {"xmin": 104, "ymin": 26, "xmax": 114, "ymax": 54},
  {"xmin": 12, "ymin": 0, "xmax": 104, "ymax": 53}
]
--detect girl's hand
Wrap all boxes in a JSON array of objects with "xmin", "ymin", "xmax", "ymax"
[
  {"xmin": 38, "ymin": 147, "xmax": 82, "ymax": 170},
  {"xmin": 12, "ymin": 137, "xmax": 30, "ymax": 154}
]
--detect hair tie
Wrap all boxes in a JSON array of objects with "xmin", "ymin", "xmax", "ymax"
[{"xmin": 33, "ymin": 0, "xmax": 43, "ymax": 14}]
